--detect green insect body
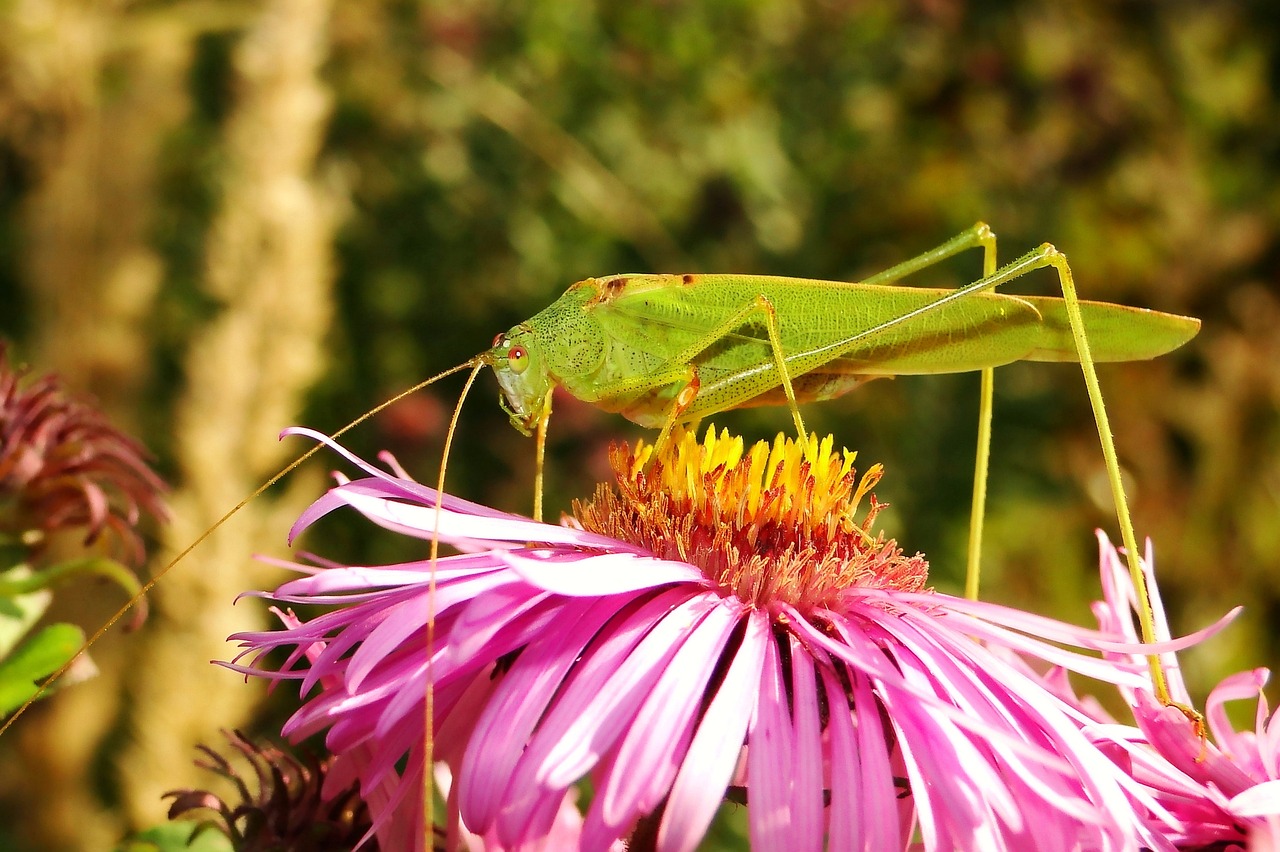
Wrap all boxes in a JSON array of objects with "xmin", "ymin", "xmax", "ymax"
[
  {"xmin": 483, "ymin": 241, "xmax": 1199, "ymax": 709},
  {"xmin": 489, "ymin": 272, "xmax": 1200, "ymax": 433}
]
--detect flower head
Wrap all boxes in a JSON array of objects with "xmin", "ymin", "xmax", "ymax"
[
  {"xmin": 164, "ymin": 729, "xmax": 375, "ymax": 851},
  {"xmin": 576, "ymin": 429, "xmax": 927, "ymax": 607},
  {"xmin": 1080, "ymin": 535, "xmax": 1280, "ymax": 848},
  {"xmin": 233, "ymin": 426, "xmax": 1187, "ymax": 851},
  {"xmin": 0, "ymin": 345, "xmax": 167, "ymax": 564}
]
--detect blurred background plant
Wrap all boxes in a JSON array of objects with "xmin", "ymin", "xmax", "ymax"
[
  {"xmin": 0, "ymin": 0, "xmax": 1276, "ymax": 849},
  {"xmin": 0, "ymin": 342, "xmax": 165, "ymax": 734}
]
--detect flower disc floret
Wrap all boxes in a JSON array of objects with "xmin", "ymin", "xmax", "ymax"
[{"xmin": 575, "ymin": 426, "xmax": 928, "ymax": 610}]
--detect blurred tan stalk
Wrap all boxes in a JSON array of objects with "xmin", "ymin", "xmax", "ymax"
[
  {"xmin": 118, "ymin": 0, "xmax": 340, "ymax": 833},
  {"xmin": 1, "ymin": 0, "xmax": 339, "ymax": 847},
  {"xmin": 2, "ymin": 1, "xmax": 186, "ymax": 848}
]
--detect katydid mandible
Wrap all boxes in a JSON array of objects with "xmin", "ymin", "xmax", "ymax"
[{"xmin": 482, "ymin": 222, "xmax": 1198, "ymax": 704}]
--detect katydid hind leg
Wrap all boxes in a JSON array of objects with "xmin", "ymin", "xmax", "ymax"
[
  {"xmin": 1027, "ymin": 249, "xmax": 1170, "ymax": 703},
  {"xmin": 966, "ymin": 367, "xmax": 995, "ymax": 601},
  {"xmin": 970, "ymin": 234, "xmax": 998, "ymax": 601},
  {"xmin": 962, "ymin": 232, "xmax": 998, "ymax": 596},
  {"xmin": 847, "ymin": 245, "xmax": 1144, "ymax": 562},
  {"xmin": 820, "ymin": 242, "xmax": 1169, "ymax": 698},
  {"xmin": 859, "ymin": 222, "xmax": 996, "ymax": 286},
  {"xmin": 885, "ymin": 244, "xmax": 1170, "ymax": 702},
  {"xmin": 845, "ymin": 222, "xmax": 1003, "ymax": 596}
]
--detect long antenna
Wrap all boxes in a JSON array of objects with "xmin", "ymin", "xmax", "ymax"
[{"xmin": 0, "ymin": 358, "xmax": 482, "ymax": 738}]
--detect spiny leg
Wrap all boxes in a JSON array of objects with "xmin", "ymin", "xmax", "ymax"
[
  {"xmin": 651, "ymin": 368, "xmax": 700, "ymax": 460},
  {"xmin": 857, "ymin": 222, "xmax": 999, "ymax": 598},
  {"xmin": 559, "ymin": 357, "xmax": 700, "ymax": 465}
]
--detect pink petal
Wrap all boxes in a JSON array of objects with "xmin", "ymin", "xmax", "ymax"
[
  {"xmin": 851, "ymin": 674, "xmax": 901, "ymax": 849},
  {"xmin": 336, "ymin": 488, "xmax": 574, "ymax": 545},
  {"xmin": 1133, "ymin": 691, "xmax": 1258, "ymax": 797},
  {"xmin": 447, "ymin": 584, "xmax": 551, "ymax": 665},
  {"xmin": 820, "ymin": 665, "xmax": 862, "ymax": 850},
  {"xmin": 537, "ymin": 592, "xmax": 722, "ymax": 788},
  {"xmin": 588, "ymin": 597, "xmax": 744, "ymax": 839},
  {"xmin": 657, "ymin": 610, "xmax": 769, "ymax": 852},
  {"xmin": 1206, "ymin": 668, "xmax": 1269, "ymax": 755},
  {"xmin": 746, "ymin": 633, "xmax": 793, "ymax": 852},
  {"xmin": 459, "ymin": 598, "xmax": 618, "ymax": 830},
  {"xmin": 887, "ymin": 588, "xmax": 1239, "ymax": 661},
  {"xmin": 874, "ymin": 609, "xmax": 1086, "ymax": 824},
  {"xmin": 787, "ymin": 636, "xmax": 825, "ymax": 851},
  {"xmin": 498, "ymin": 550, "xmax": 707, "ymax": 596},
  {"xmin": 492, "ymin": 589, "xmax": 707, "ymax": 844},
  {"xmin": 1231, "ymin": 780, "xmax": 1280, "ymax": 817},
  {"xmin": 272, "ymin": 556, "xmax": 505, "ymax": 596}
]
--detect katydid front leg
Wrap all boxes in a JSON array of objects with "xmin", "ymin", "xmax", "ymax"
[{"xmin": 532, "ymin": 389, "xmax": 553, "ymax": 522}]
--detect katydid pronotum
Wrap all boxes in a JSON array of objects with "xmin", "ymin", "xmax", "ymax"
[{"xmin": 1, "ymin": 221, "xmax": 1198, "ymax": 738}]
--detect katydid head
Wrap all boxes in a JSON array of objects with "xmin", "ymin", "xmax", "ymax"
[{"xmin": 487, "ymin": 326, "xmax": 552, "ymax": 436}]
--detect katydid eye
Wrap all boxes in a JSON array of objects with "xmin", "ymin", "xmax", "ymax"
[{"xmin": 508, "ymin": 345, "xmax": 529, "ymax": 374}]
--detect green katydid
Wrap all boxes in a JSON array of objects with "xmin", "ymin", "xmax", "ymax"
[
  {"xmin": 476, "ymin": 222, "xmax": 1197, "ymax": 704},
  {"xmin": 0, "ymin": 222, "xmax": 1198, "ymax": 739}
]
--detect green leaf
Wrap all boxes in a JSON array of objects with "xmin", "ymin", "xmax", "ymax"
[
  {"xmin": 0, "ymin": 565, "xmax": 51, "ymax": 659},
  {"xmin": 0, "ymin": 555, "xmax": 144, "ymax": 600},
  {"xmin": 0, "ymin": 622, "xmax": 85, "ymax": 715}
]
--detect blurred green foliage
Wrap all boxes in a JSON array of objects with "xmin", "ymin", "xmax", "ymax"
[{"xmin": 1, "ymin": 0, "xmax": 1278, "ymax": 848}]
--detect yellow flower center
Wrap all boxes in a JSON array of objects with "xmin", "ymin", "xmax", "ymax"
[{"xmin": 574, "ymin": 426, "xmax": 929, "ymax": 611}]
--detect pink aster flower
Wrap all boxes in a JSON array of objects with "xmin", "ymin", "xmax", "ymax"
[
  {"xmin": 232, "ymin": 426, "xmax": 1204, "ymax": 851},
  {"xmin": 1080, "ymin": 535, "xmax": 1280, "ymax": 848}
]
